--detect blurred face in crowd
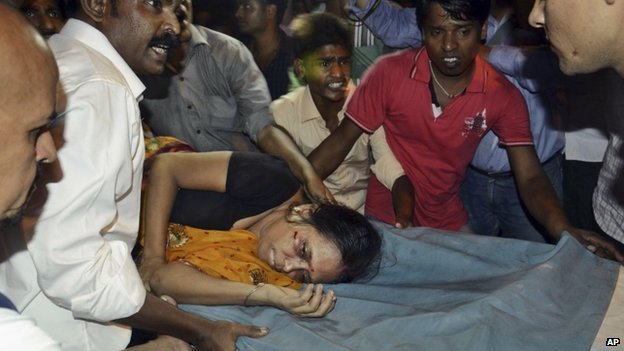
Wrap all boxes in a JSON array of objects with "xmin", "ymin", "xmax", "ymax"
[
  {"xmin": 20, "ymin": 0, "xmax": 65, "ymax": 38},
  {"xmin": 296, "ymin": 44, "xmax": 352, "ymax": 106},
  {"xmin": 0, "ymin": 5, "xmax": 58, "ymax": 227},
  {"xmin": 235, "ymin": 0, "xmax": 269, "ymax": 34},
  {"xmin": 421, "ymin": 2, "xmax": 485, "ymax": 79},
  {"xmin": 529, "ymin": 0, "xmax": 624, "ymax": 76},
  {"xmin": 176, "ymin": 0, "xmax": 192, "ymax": 43},
  {"xmin": 97, "ymin": 0, "xmax": 182, "ymax": 75}
]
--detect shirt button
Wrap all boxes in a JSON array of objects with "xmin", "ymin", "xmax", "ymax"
[
  {"xmin": 187, "ymin": 105, "xmax": 192, "ymax": 109},
  {"xmin": 180, "ymin": 77, "xmax": 185, "ymax": 81},
  {"xmin": 196, "ymin": 130, "xmax": 201, "ymax": 134}
]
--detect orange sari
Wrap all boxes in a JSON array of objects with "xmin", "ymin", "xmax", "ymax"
[{"xmin": 165, "ymin": 223, "xmax": 302, "ymax": 289}]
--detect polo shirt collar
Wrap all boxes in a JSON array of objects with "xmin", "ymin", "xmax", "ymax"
[
  {"xmin": 409, "ymin": 47, "xmax": 488, "ymax": 94},
  {"xmin": 60, "ymin": 19, "xmax": 146, "ymax": 101},
  {"xmin": 300, "ymin": 81, "xmax": 356, "ymax": 123}
]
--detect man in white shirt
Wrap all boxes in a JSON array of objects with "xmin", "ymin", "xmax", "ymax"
[
  {"xmin": 0, "ymin": 0, "xmax": 268, "ymax": 350},
  {"xmin": 0, "ymin": 3, "xmax": 60, "ymax": 350}
]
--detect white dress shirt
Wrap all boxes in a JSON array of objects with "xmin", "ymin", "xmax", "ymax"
[
  {"xmin": 0, "ymin": 307, "xmax": 61, "ymax": 350},
  {"xmin": 271, "ymin": 84, "xmax": 404, "ymax": 213},
  {"xmin": 0, "ymin": 19, "xmax": 146, "ymax": 350}
]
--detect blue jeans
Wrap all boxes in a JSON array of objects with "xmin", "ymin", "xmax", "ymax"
[{"xmin": 459, "ymin": 153, "xmax": 563, "ymax": 243}]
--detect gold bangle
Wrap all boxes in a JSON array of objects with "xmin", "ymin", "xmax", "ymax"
[{"xmin": 243, "ymin": 283, "xmax": 265, "ymax": 306}]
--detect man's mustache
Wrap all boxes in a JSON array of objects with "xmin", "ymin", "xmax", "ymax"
[{"xmin": 148, "ymin": 32, "xmax": 181, "ymax": 51}]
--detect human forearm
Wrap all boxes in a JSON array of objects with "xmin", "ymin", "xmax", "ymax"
[
  {"xmin": 257, "ymin": 125, "xmax": 333, "ymax": 203},
  {"xmin": 149, "ymin": 262, "xmax": 259, "ymax": 305},
  {"xmin": 116, "ymin": 293, "xmax": 268, "ymax": 350},
  {"xmin": 257, "ymin": 125, "xmax": 317, "ymax": 185},
  {"xmin": 143, "ymin": 152, "xmax": 232, "ymax": 259},
  {"xmin": 508, "ymin": 147, "xmax": 570, "ymax": 240},
  {"xmin": 150, "ymin": 262, "xmax": 335, "ymax": 317},
  {"xmin": 142, "ymin": 156, "xmax": 180, "ymax": 261},
  {"xmin": 391, "ymin": 175, "xmax": 415, "ymax": 228},
  {"xmin": 308, "ymin": 118, "xmax": 364, "ymax": 179},
  {"xmin": 517, "ymin": 169, "xmax": 570, "ymax": 240}
]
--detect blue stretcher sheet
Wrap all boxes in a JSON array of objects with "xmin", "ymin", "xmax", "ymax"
[{"xmin": 181, "ymin": 223, "xmax": 619, "ymax": 351}]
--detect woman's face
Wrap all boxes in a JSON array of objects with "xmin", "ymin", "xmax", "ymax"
[{"xmin": 256, "ymin": 210, "xmax": 344, "ymax": 283}]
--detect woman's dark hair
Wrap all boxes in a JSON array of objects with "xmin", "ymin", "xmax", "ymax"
[
  {"xmin": 415, "ymin": 0, "xmax": 490, "ymax": 30},
  {"xmin": 290, "ymin": 12, "xmax": 352, "ymax": 59},
  {"xmin": 301, "ymin": 203, "xmax": 382, "ymax": 283}
]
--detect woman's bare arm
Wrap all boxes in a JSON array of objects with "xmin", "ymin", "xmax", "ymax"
[
  {"xmin": 140, "ymin": 152, "xmax": 232, "ymax": 288},
  {"xmin": 151, "ymin": 262, "xmax": 336, "ymax": 317}
]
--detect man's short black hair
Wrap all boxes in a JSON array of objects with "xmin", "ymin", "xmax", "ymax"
[
  {"xmin": 415, "ymin": 0, "xmax": 490, "ymax": 30},
  {"xmin": 291, "ymin": 12, "xmax": 352, "ymax": 59}
]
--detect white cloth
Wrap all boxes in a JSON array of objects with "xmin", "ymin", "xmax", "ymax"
[
  {"xmin": 0, "ymin": 19, "xmax": 146, "ymax": 350},
  {"xmin": 0, "ymin": 307, "xmax": 61, "ymax": 350},
  {"xmin": 271, "ymin": 84, "xmax": 404, "ymax": 212},
  {"xmin": 564, "ymin": 128, "xmax": 609, "ymax": 162}
]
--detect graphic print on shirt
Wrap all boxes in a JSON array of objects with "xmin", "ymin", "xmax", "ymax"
[{"xmin": 461, "ymin": 108, "xmax": 487, "ymax": 138}]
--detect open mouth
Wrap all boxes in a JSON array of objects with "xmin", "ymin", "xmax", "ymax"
[{"xmin": 151, "ymin": 43, "xmax": 170, "ymax": 56}]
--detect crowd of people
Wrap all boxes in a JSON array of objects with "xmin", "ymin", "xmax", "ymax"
[{"xmin": 1, "ymin": 0, "xmax": 623, "ymax": 350}]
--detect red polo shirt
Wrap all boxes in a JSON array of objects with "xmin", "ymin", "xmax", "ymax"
[{"xmin": 346, "ymin": 48, "xmax": 532, "ymax": 230}]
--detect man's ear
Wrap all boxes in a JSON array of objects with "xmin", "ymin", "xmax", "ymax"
[
  {"xmin": 80, "ymin": 0, "xmax": 107, "ymax": 22},
  {"xmin": 294, "ymin": 58, "xmax": 306, "ymax": 80}
]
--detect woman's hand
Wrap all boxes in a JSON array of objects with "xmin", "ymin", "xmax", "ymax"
[
  {"xmin": 139, "ymin": 256, "xmax": 167, "ymax": 291},
  {"xmin": 252, "ymin": 283, "xmax": 337, "ymax": 317}
]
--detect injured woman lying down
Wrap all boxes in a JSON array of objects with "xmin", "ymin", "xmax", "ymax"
[
  {"xmin": 140, "ymin": 151, "xmax": 623, "ymax": 351},
  {"xmin": 139, "ymin": 151, "xmax": 382, "ymax": 317}
]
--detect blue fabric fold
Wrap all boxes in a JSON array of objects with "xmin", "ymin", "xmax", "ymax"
[{"xmin": 181, "ymin": 222, "xmax": 618, "ymax": 351}]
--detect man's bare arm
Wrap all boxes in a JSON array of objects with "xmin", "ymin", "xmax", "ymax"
[
  {"xmin": 307, "ymin": 118, "xmax": 364, "ymax": 179},
  {"xmin": 508, "ymin": 146, "xmax": 624, "ymax": 263},
  {"xmin": 117, "ymin": 293, "xmax": 268, "ymax": 351},
  {"xmin": 257, "ymin": 124, "xmax": 334, "ymax": 203}
]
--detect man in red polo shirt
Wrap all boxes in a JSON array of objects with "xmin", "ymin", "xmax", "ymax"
[{"xmin": 308, "ymin": 0, "xmax": 623, "ymax": 262}]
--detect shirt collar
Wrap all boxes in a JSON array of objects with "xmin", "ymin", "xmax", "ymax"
[
  {"xmin": 188, "ymin": 24, "xmax": 210, "ymax": 49},
  {"xmin": 300, "ymin": 81, "xmax": 355, "ymax": 123},
  {"xmin": 409, "ymin": 47, "xmax": 487, "ymax": 94},
  {"xmin": 60, "ymin": 19, "xmax": 146, "ymax": 101}
]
